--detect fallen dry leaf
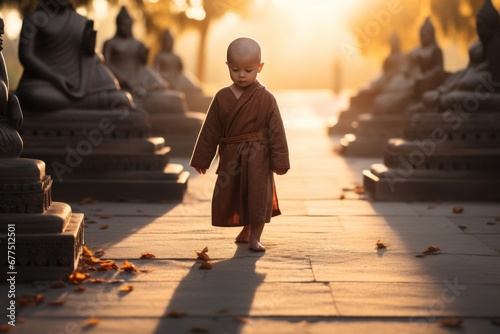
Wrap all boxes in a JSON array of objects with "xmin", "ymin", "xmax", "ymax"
[
  {"xmin": 199, "ymin": 262, "xmax": 213, "ymax": 270},
  {"xmin": 216, "ymin": 308, "xmax": 230, "ymax": 314},
  {"xmin": 376, "ymin": 240, "xmax": 388, "ymax": 249},
  {"xmin": 68, "ymin": 271, "xmax": 90, "ymax": 284},
  {"xmin": 86, "ymin": 220, "xmax": 97, "ymax": 224},
  {"xmin": 339, "ymin": 193, "xmax": 345, "ymax": 200},
  {"xmin": 234, "ymin": 316, "xmax": 249, "ymax": 324},
  {"xmin": 74, "ymin": 286, "xmax": 86, "ymax": 293},
  {"xmin": 50, "ymin": 280, "xmax": 66, "ymax": 289},
  {"xmin": 0, "ymin": 324, "xmax": 12, "ymax": 332},
  {"xmin": 99, "ymin": 224, "xmax": 109, "ymax": 230},
  {"xmin": 120, "ymin": 260, "xmax": 141, "ymax": 274},
  {"xmin": 452, "ymin": 207, "xmax": 464, "ymax": 214},
  {"xmin": 196, "ymin": 247, "xmax": 211, "ymax": 261},
  {"xmin": 354, "ymin": 185, "xmax": 365, "ymax": 194},
  {"xmin": 458, "ymin": 225, "xmax": 467, "ymax": 231},
  {"xmin": 85, "ymin": 318, "xmax": 100, "ymax": 326},
  {"xmin": 48, "ymin": 300, "xmax": 66, "ymax": 307},
  {"xmin": 140, "ymin": 252, "xmax": 156, "ymax": 259},
  {"xmin": 93, "ymin": 249, "xmax": 106, "ymax": 257},
  {"xmin": 17, "ymin": 294, "xmax": 45, "ymax": 307},
  {"xmin": 79, "ymin": 197, "xmax": 94, "ymax": 205},
  {"xmin": 119, "ymin": 285, "xmax": 134, "ymax": 292},
  {"xmin": 99, "ymin": 214, "xmax": 112, "ymax": 219},
  {"xmin": 191, "ymin": 326, "xmax": 210, "ymax": 333},
  {"xmin": 167, "ymin": 310, "xmax": 187, "ymax": 318},
  {"xmin": 438, "ymin": 317, "xmax": 463, "ymax": 328},
  {"xmin": 417, "ymin": 245, "xmax": 441, "ymax": 257},
  {"xmin": 82, "ymin": 245, "xmax": 94, "ymax": 257},
  {"xmin": 487, "ymin": 222, "xmax": 497, "ymax": 226},
  {"xmin": 88, "ymin": 278, "xmax": 106, "ymax": 284}
]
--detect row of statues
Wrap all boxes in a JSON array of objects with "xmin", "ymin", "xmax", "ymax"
[{"xmin": 362, "ymin": 0, "xmax": 500, "ymax": 201}]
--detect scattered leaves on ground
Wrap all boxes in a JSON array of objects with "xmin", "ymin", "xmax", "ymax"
[
  {"xmin": 93, "ymin": 249, "xmax": 106, "ymax": 257},
  {"xmin": 74, "ymin": 286, "xmax": 86, "ymax": 293},
  {"xmin": 376, "ymin": 240, "xmax": 389, "ymax": 249},
  {"xmin": 167, "ymin": 310, "xmax": 187, "ymax": 318},
  {"xmin": 438, "ymin": 317, "xmax": 463, "ymax": 328},
  {"xmin": 452, "ymin": 207, "xmax": 464, "ymax": 214},
  {"xmin": 120, "ymin": 260, "xmax": 141, "ymax": 274},
  {"xmin": 140, "ymin": 252, "xmax": 156, "ymax": 259},
  {"xmin": 17, "ymin": 294, "xmax": 45, "ymax": 307},
  {"xmin": 487, "ymin": 222, "xmax": 497, "ymax": 226},
  {"xmin": 86, "ymin": 220, "xmax": 97, "ymax": 224},
  {"xmin": 196, "ymin": 247, "xmax": 211, "ymax": 261},
  {"xmin": 99, "ymin": 224, "xmax": 109, "ymax": 230},
  {"xmin": 416, "ymin": 245, "xmax": 441, "ymax": 258},
  {"xmin": 99, "ymin": 214, "xmax": 112, "ymax": 219},
  {"xmin": 191, "ymin": 326, "xmax": 210, "ymax": 333},
  {"xmin": 216, "ymin": 308, "xmax": 230, "ymax": 314},
  {"xmin": 68, "ymin": 271, "xmax": 90, "ymax": 284},
  {"xmin": 339, "ymin": 193, "xmax": 345, "ymax": 200},
  {"xmin": 457, "ymin": 225, "xmax": 467, "ymax": 231}
]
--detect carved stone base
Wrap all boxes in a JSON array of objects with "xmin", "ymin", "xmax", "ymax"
[
  {"xmin": 149, "ymin": 111, "xmax": 204, "ymax": 156},
  {"xmin": 328, "ymin": 109, "xmax": 358, "ymax": 135},
  {"xmin": 363, "ymin": 163, "xmax": 500, "ymax": 201},
  {"xmin": 0, "ymin": 202, "xmax": 84, "ymax": 282},
  {"xmin": 340, "ymin": 114, "xmax": 405, "ymax": 157},
  {"xmin": 0, "ymin": 159, "xmax": 52, "ymax": 214},
  {"xmin": 50, "ymin": 164, "xmax": 189, "ymax": 201},
  {"xmin": 20, "ymin": 109, "xmax": 189, "ymax": 201}
]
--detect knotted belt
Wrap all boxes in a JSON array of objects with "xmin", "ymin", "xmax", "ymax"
[{"xmin": 219, "ymin": 130, "xmax": 268, "ymax": 146}]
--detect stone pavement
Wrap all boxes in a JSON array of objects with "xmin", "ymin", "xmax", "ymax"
[{"xmin": 1, "ymin": 91, "xmax": 500, "ymax": 334}]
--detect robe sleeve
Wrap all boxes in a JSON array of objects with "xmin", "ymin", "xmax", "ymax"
[
  {"xmin": 267, "ymin": 100, "xmax": 290, "ymax": 171},
  {"xmin": 190, "ymin": 95, "xmax": 223, "ymax": 169}
]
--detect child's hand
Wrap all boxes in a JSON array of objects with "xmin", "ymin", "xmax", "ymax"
[
  {"xmin": 194, "ymin": 166, "xmax": 207, "ymax": 175},
  {"xmin": 273, "ymin": 168, "xmax": 288, "ymax": 175}
]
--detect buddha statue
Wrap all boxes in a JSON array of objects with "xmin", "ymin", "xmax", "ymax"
[
  {"xmin": 103, "ymin": 6, "xmax": 189, "ymax": 115},
  {"xmin": 410, "ymin": 0, "xmax": 500, "ymax": 114},
  {"xmin": 15, "ymin": 0, "xmax": 134, "ymax": 113},
  {"xmin": 0, "ymin": 18, "xmax": 23, "ymax": 158},
  {"xmin": 371, "ymin": 17, "xmax": 445, "ymax": 115},
  {"xmin": 103, "ymin": 7, "xmax": 169, "ymax": 97},
  {"xmin": 154, "ymin": 29, "xmax": 212, "ymax": 112}
]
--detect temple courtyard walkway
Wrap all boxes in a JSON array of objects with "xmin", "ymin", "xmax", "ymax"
[{"xmin": 2, "ymin": 90, "xmax": 500, "ymax": 334}]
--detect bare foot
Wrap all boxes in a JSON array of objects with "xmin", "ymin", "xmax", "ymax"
[
  {"xmin": 235, "ymin": 225, "xmax": 250, "ymax": 243},
  {"xmin": 249, "ymin": 240, "xmax": 266, "ymax": 252}
]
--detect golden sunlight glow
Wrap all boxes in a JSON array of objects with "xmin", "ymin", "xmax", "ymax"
[
  {"xmin": 4, "ymin": 11, "xmax": 22, "ymax": 40},
  {"xmin": 93, "ymin": 0, "xmax": 109, "ymax": 20}
]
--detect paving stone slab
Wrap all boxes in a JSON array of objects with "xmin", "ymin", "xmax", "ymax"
[
  {"xmin": 305, "ymin": 200, "xmax": 418, "ymax": 216},
  {"xmin": 330, "ymin": 282, "xmax": 500, "ymax": 317}
]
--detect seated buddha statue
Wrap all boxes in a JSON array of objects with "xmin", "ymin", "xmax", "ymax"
[
  {"xmin": 0, "ymin": 18, "xmax": 23, "ymax": 158},
  {"xmin": 103, "ymin": 6, "xmax": 187, "ymax": 114},
  {"xmin": 413, "ymin": 0, "xmax": 500, "ymax": 114},
  {"xmin": 15, "ymin": 0, "xmax": 134, "ymax": 112},
  {"xmin": 370, "ymin": 18, "xmax": 445, "ymax": 115}
]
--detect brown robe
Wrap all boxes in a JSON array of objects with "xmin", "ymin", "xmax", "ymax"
[{"xmin": 190, "ymin": 81, "xmax": 290, "ymax": 227}]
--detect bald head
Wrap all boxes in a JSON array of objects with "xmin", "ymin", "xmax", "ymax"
[{"xmin": 227, "ymin": 37, "xmax": 262, "ymax": 64}]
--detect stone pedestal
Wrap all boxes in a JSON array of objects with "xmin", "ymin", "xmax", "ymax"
[
  {"xmin": 339, "ymin": 113, "xmax": 406, "ymax": 157},
  {"xmin": 363, "ymin": 112, "xmax": 500, "ymax": 201},
  {"xmin": 0, "ymin": 159, "xmax": 84, "ymax": 282},
  {"xmin": 142, "ymin": 90, "xmax": 205, "ymax": 156},
  {"xmin": 20, "ymin": 109, "xmax": 188, "ymax": 202},
  {"xmin": 328, "ymin": 94, "xmax": 373, "ymax": 135}
]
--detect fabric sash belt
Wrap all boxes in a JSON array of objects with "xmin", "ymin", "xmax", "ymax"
[{"xmin": 219, "ymin": 130, "xmax": 267, "ymax": 146}]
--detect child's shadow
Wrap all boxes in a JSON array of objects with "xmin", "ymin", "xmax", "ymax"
[{"xmin": 154, "ymin": 244, "xmax": 266, "ymax": 333}]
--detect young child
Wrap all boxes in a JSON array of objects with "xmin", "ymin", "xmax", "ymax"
[{"xmin": 190, "ymin": 37, "xmax": 290, "ymax": 252}]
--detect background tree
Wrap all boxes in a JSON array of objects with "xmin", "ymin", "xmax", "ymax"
[{"xmin": 348, "ymin": 0, "xmax": 500, "ymax": 60}]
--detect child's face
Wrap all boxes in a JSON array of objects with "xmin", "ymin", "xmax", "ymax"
[{"xmin": 226, "ymin": 53, "xmax": 264, "ymax": 89}]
